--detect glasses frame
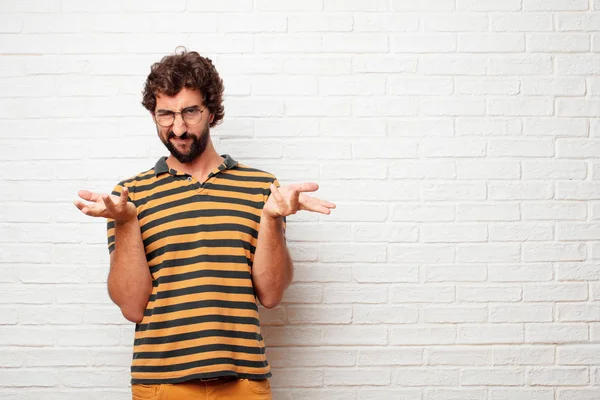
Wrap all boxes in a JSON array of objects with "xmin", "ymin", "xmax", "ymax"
[{"xmin": 153, "ymin": 107, "xmax": 206, "ymax": 127}]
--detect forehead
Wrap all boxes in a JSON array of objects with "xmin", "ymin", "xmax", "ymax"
[{"xmin": 155, "ymin": 87, "xmax": 204, "ymax": 110}]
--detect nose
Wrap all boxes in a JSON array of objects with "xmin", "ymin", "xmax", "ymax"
[{"xmin": 172, "ymin": 113, "xmax": 186, "ymax": 136}]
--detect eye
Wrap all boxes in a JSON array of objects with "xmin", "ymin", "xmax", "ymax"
[
  {"xmin": 156, "ymin": 111, "xmax": 173, "ymax": 117},
  {"xmin": 183, "ymin": 108, "xmax": 200, "ymax": 116}
]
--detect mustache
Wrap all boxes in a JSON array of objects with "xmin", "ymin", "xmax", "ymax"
[{"xmin": 168, "ymin": 132, "xmax": 191, "ymax": 140}]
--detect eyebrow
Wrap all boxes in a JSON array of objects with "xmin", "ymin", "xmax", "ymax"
[{"xmin": 155, "ymin": 105, "xmax": 201, "ymax": 113}]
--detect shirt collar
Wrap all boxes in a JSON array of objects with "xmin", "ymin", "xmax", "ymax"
[{"xmin": 154, "ymin": 154, "xmax": 238, "ymax": 177}]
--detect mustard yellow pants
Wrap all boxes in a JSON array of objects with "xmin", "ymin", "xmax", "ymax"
[{"xmin": 132, "ymin": 378, "xmax": 272, "ymax": 400}]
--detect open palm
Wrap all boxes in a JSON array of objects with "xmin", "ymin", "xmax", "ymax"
[
  {"xmin": 263, "ymin": 182, "xmax": 336, "ymax": 219},
  {"xmin": 74, "ymin": 187, "xmax": 136, "ymax": 224}
]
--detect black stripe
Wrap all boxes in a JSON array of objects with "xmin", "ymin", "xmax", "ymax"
[
  {"xmin": 131, "ymin": 357, "xmax": 268, "ymax": 373},
  {"xmin": 234, "ymin": 166, "xmax": 271, "ymax": 174},
  {"xmin": 136, "ymin": 314, "xmax": 260, "ymax": 333},
  {"xmin": 149, "ymin": 284, "xmax": 255, "ymax": 302},
  {"xmin": 154, "ymin": 269, "xmax": 251, "ymax": 286},
  {"xmin": 134, "ymin": 328, "xmax": 262, "ymax": 346},
  {"xmin": 141, "ymin": 209, "xmax": 260, "ymax": 235},
  {"xmin": 133, "ymin": 343, "xmax": 263, "ymax": 359},
  {"xmin": 133, "ymin": 184, "xmax": 199, "ymax": 207},
  {"xmin": 149, "ymin": 254, "xmax": 251, "ymax": 275},
  {"xmin": 138, "ymin": 195, "xmax": 265, "ymax": 221},
  {"xmin": 218, "ymin": 174, "xmax": 274, "ymax": 183},
  {"xmin": 204, "ymin": 183, "xmax": 269, "ymax": 196},
  {"xmin": 146, "ymin": 238, "xmax": 255, "ymax": 263},
  {"xmin": 124, "ymin": 170, "xmax": 156, "ymax": 184},
  {"xmin": 131, "ymin": 371, "xmax": 271, "ymax": 385},
  {"xmin": 144, "ymin": 299, "xmax": 258, "ymax": 317},
  {"xmin": 144, "ymin": 223, "xmax": 258, "ymax": 247}
]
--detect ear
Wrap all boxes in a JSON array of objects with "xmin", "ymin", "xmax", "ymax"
[{"xmin": 209, "ymin": 113, "xmax": 214, "ymax": 124}]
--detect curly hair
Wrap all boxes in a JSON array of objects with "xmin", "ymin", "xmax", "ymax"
[{"xmin": 142, "ymin": 48, "xmax": 225, "ymax": 127}]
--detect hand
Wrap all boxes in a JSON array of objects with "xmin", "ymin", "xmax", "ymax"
[
  {"xmin": 262, "ymin": 182, "xmax": 336, "ymax": 219},
  {"xmin": 74, "ymin": 187, "xmax": 137, "ymax": 225}
]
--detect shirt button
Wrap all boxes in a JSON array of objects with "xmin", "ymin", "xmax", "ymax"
[{"xmin": 186, "ymin": 177, "xmax": 192, "ymax": 182}]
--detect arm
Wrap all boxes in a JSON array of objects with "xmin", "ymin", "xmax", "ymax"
[
  {"xmin": 251, "ymin": 181, "xmax": 336, "ymax": 309},
  {"xmin": 108, "ymin": 218, "xmax": 152, "ymax": 323},
  {"xmin": 252, "ymin": 214, "xmax": 293, "ymax": 309},
  {"xmin": 75, "ymin": 187, "xmax": 152, "ymax": 323}
]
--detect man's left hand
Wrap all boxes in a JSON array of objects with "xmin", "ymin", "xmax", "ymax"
[{"xmin": 262, "ymin": 182, "xmax": 336, "ymax": 219}]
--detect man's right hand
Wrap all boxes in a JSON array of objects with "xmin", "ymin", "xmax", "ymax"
[{"xmin": 74, "ymin": 187, "xmax": 136, "ymax": 225}]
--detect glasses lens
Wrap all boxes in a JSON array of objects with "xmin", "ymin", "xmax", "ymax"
[
  {"xmin": 156, "ymin": 113, "xmax": 174, "ymax": 127},
  {"xmin": 182, "ymin": 109, "xmax": 202, "ymax": 125}
]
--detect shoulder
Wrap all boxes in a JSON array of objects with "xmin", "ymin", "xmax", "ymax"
[
  {"xmin": 227, "ymin": 162, "xmax": 280, "ymax": 185},
  {"xmin": 110, "ymin": 164, "xmax": 157, "ymax": 199}
]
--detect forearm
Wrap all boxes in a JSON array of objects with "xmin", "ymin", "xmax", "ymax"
[
  {"xmin": 108, "ymin": 219, "xmax": 152, "ymax": 323},
  {"xmin": 252, "ymin": 212, "xmax": 293, "ymax": 308}
]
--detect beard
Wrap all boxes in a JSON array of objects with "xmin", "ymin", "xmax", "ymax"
[{"xmin": 160, "ymin": 124, "xmax": 210, "ymax": 164}]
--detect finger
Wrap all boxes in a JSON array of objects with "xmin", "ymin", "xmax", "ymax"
[
  {"xmin": 295, "ymin": 182, "xmax": 319, "ymax": 193},
  {"xmin": 78, "ymin": 190, "xmax": 102, "ymax": 202},
  {"xmin": 299, "ymin": 194, "xmax": 336, "ymax": 209},
  {"xmin": 74, "ymin": 200, "xmax": 103, "ymax": 217},
  {"xmin": 119, "ymin": 187, "xmax": 129, "ymax": 207},
  {"xmin": 103, "ymin": 193, "xmax": 117, "ymax": 212},
  {"xmin": 270, "ymin": 183, "xmax": 286, "ymax": 204}
]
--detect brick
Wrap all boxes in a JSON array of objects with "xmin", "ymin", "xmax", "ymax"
[
  {"xmin": 459, "ymin": 34, "xmax": 525, "ymax": 52},
  {"xmin": 323, "ymin": 34, "xmax": 389, "ymax": 53},
  {"xmin": 461, "ymin": 368, "xmax": 524, "ymax": 386},
  {"xmin": 489, "ymin": 182, "xmax": 554, "ymax": 200},
  {"xmin": 489, "ymin": 223, "xmax": 554, "ymax": 241},
  {"xmin": 425, "ymin": 265, "xmax": 487, "ymax": 282},
  {"xmin": 456, "ymin": 203, "xmax": 520, "ymax": 222},
  {"xmin": 527, "ymin": 367, "xmax": 589, "ymax": 386},
  {"xmin": 353, "ymin": 305, "xmax": 418, "ymax": 324},
  {"xmin": 490, "ymin": 305, "xmax": 553, "ymax": 322},
  {"xmin": 522, "ymin": 78, "xmax": 586, "ymax": 96},
  {"xmin": 354, "ymin": 14, "xmax": 419, "ymax": 32},
  {"xmin": 325, "ymin": 368, "xmax": 391, "ymax": 386},
  {"xmin": 423, "ymin": 306, "xmax": 487, "ymax": 323},
  {"xmin": 393, "ymin": 368, "xmax": 459, "ymax": 386},
  {"xmin": 523, "ymin": 160, "xmax": 586, "ymax": 180},
  {"xmin": 493, "ymin": 346, "xmax": 555, "ymax": 365},
  {"xmin": 458, "ymin": 325, "xmax": 524, "ymax": 344},
  {"xmin": 391, "ymin": 34, "xmax": 457, "ymax": 53},
  {"xmin": 488, "ymin": 264, "xmax": 554, "ymax": 282},
  {"xmin": 390, "ymin": 326, "xmax": 456, "ymax": 345},
  {"xmin": 287, "ymin": 306, "xmax": 352, "ymax": 324},
  {"xmin": 458, "ymin": 285, "xmax": 522, "ymax": 302},
  {"xmin": 557, "ymin": 263, "xmax": 600, "ymax": 280},
  {"xmin": 524, "ymin": 0, "xmax": 588, "ymax": 11},
  {"xmin": 458, "ymin": 0, "xmax": 522, "ymax": 11},
  {"xmin": 421, "ymin": 223, "xmax": 487, "ymax": 243},
  {"xmin": 422, "ymin": 14, "xmax": 488, "ymax": 32},
  {"xmin": 358, "ymin": 347, "xmax": 422, "ymax": 366},
  {"xmin": 524, "ymin": 118, "xmax": 588, "ymax": 137},
  {"xmin": 457, "ymin": 243, "xmax": 521, "ymax": 262},
  {"xmin": 425, "ymin": 347, "xmax": 491, "ymax": 366},
  {"xmin": 526, "ymin": 324, "xmax": 589, "ymax": 343},
  {"xmin": 491, "ymin": 13, "xmax": 554, "ymax": 31},
  {"xmin": 557, "ymin": 304, "xmax": 600, "ymax": 322},
  {"xmin": 457, "ymin": 160, "xmax": 520, "ymax": 179},
  {"xmin": 557, "ymin": 345, "xmax": 600, "ymax": 365}
]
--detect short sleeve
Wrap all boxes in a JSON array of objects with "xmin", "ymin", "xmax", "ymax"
[{"xmin": 106, "ymin": 182, "xmax": 131, "ymax": 254}]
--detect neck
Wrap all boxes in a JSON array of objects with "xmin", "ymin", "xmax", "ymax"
[{"xmin": 166, "ymin": 139, "xmax": 223, "ymax": 179}]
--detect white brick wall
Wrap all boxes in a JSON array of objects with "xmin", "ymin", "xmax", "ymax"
[{"xmin": 1, "ymin": 1, "xmax": 599, "ymax": 399}]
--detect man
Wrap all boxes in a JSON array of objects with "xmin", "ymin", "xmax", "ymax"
[{"xmin": 74, "ymin": 49, "xmax": 335, "ymax": 399}]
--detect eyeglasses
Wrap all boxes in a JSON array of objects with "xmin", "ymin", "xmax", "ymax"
[{"xmin": 153, "ymin": 107, "xmax": 205, "ymax": 127}]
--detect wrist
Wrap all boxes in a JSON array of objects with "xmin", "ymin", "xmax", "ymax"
[{"xmin": 261, "ymin": 210, "xmax": 283, "ymax": 222}]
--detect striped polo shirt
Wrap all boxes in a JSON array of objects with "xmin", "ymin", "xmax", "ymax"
[{"xmin": 106, "ymin": 154, "xmax": 282, "ymax": 384}]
